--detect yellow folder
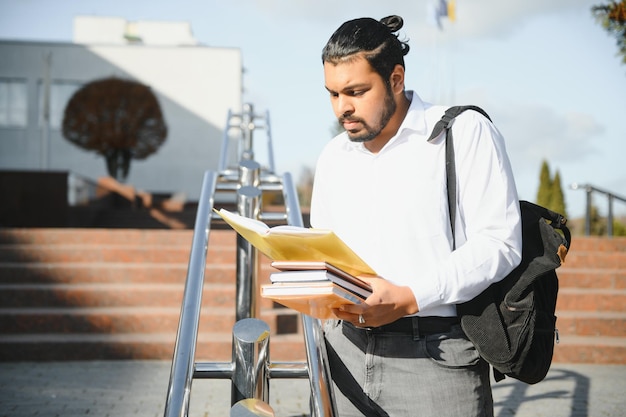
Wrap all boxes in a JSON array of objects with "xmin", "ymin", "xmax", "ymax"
[{"xmin": 214, "ymin": 208, "xmax": 376, "ymax": 277}]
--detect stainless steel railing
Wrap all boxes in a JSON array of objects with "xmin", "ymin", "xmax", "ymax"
[{"xmin": 163, "ymin": 104, "xmax": 337, "ymax": 416}]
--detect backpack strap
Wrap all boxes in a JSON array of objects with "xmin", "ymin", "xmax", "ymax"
[
  {"xmin": 427, "ymin": 105, "xmax": 492, "ymax": 249},
  {"xmin": 427, "ymin": 105, "xmax": 492, "ymax": 142}
]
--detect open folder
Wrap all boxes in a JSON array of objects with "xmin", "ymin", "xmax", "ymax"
[
  {"xmin": 213, "ymin": 208, "xmax": 376, "ymax": 276},
  {"xmin": 214, "ymin": 209, "xmax": 377, "ymax": 318}
]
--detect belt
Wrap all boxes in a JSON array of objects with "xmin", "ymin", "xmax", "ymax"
[{"xmin": 346, "ymin": 316, "xmax": 460, "ymax": 336}]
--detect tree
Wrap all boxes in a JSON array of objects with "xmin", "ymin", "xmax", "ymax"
[
  {"xmin": 550, "ymin": 170, "xmax": 567, "ymax": 217},
  {"xmin": 536, "ymin": 160, "xmax": 553, "ymax": 208},
  {"xmin": 62, "ymin": 77, "xmax": 167, "ymax": 182},
  {"xmin": 592, "ymin": 0, "xmax": 626, "ymax": 65},
  {"xmin": 589, "ymin": 204, "xmax": 607, "ymax": 235},
  {"xmin": 535, "ymin": 160, "xmax": 567, "ymax": 218}
]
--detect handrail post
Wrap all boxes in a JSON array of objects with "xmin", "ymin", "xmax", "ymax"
[
  {"xmin": 231, "ymin": 318, "xmax": 271, "ymax": 404},
  {"xmin": 241, "ymin": 103, "xmax": 254, "ymax": 161},
  {"xmin": 585, "ymin": 186, "xmax": 592, "ymax": 236},
  {"xmin": 240, "ymin": 159, "xmax": 261, "ymax": 188},
  {"xmin": 608, "ymin": 194, "xmax": 614, "ymax": 237},
  {"xmin": 236, "ymin": 185, "xmax": 262, "ymax": 321}
]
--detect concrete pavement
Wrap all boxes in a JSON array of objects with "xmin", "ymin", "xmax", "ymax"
[{"xmin": 0, "ymin": 361, "xmax": 624, "ymax": 416}]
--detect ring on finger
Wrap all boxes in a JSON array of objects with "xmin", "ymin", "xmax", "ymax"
[{"xmin": 358, "ymin": 314, "xmax": 365, "ymax": 324}]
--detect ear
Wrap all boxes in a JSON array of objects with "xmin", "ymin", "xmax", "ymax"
[{"xmin": 389, "ymin": 64, "xmax": 405, "ymax": 94}]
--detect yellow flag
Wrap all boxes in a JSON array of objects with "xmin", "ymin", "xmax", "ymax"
[{"xmin": 448, "ymin": 0, "xmax": 457, "ymax": 22}]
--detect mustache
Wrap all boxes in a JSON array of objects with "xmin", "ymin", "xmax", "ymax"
[{"xmin": 339, "ymin": 115, "xmax": 363, "ymax": 124}]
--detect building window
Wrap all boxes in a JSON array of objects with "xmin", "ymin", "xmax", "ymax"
[
  {"xmin": 0, "ymin": 78, "xmax": 28, "ymax": 127},
  {"xmin": 39, "ymin": 80, "xmax": 83, "ymax": 129}
]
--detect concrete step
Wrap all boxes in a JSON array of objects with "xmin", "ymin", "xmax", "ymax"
[
  {"xmin": 556, "ymin": 288, "xmax": 626, "ymax": 312},
  {"xmin": 566, "ymin": 236, "xmax": 626, "ymax": 252},
  {"xmin": 557, "ymin": 311, "xmax": 626, "ymax": 337},
  {"xmin": 0, "ymin": 228, "xmax": 624, "ymax": 364},
  {"xmin": 557, "ymin": 268, "xmax": 626, "ymax": 289},
  {"xmin": 0, "ymin": 282, "xmax": 276, "ymax": 311},
  {"xmin": 0, "ymin": 244, "xmax": 233, "ymax": 264},
  {"xmin": 552, "ymin": 335, "xmax": 626, "ymax": 364},
  {"xmin": 0, "ymin": 306, "xmax": 298, "ymax": 335},
  {"xmin": 0, "ymin": 332, "xmax": 307, "ymax": 362},
  {"xmin": 561, "ymin": 251, "xmax": 626, "ymax": 270},
  {"xmin": 0, "ymin": 282, "xmax": 235, "ymax": 308},
  {"xmin": 0, "ymin": 228, "xmax": 196, "ymax": 245},
  {"xmin": 0, "ymin": 262, "xmax": 275, "ymax": 284}
]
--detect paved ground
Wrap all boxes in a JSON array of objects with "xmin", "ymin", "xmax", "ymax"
[{"xmin": 0, "ymin": 361, "xmax": 624, "ymax": 416}]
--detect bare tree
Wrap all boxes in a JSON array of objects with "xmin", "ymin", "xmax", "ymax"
[{"xmin": 62, "ymin": 77, "xmax": 167, "ymax": 182}]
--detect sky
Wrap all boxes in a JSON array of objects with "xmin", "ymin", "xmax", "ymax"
[{"xmin": 1, "ymin": 0, "xmax": 625, "ymax": 218}]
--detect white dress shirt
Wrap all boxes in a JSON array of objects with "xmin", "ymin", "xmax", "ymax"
[{"xmin": 310, "ymin": 91, "xmax": 522, "ymax": 317}]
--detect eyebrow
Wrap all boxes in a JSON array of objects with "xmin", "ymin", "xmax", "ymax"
[{"xmin": 325, "ymin": 83, "xmax": 370, "ymax": 94}]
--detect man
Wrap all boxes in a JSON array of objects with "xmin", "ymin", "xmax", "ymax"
[{"xmin": 310, "ymin": 16, "xmax": 523, "ymax": 416}]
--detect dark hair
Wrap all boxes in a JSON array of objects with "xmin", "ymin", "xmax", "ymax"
[{"xmin": 321, "ymin": 15, "xmax": 410, "ymax": 84}]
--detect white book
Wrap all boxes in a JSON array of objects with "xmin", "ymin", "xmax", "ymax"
[{"xmin": 269, "ymin": 270, "xmax": 372, "ymax": 299}]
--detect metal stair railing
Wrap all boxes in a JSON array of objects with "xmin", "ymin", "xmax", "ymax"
[
  {"xmin": 163, "ymin": 104, "xmax": 337, "ymax": 416},
  {"xmin": 570, "ymin": 183, "xmax": 626, "ymax": 236}
]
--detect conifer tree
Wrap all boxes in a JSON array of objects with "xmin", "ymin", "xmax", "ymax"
[
  {"xmin": 536, "ymin": 160, "xmax": 553, "ymax": 207},
  {"xmin": 550, "ymin": 170, "xmax": 567, "ymax": 217},
  {"xmin": 590, "ymin": 204, "xmax": 607, "ymax": 235}
]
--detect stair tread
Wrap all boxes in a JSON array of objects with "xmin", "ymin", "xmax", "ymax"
[
  {"xmin": 0, "ymin": 282, "xmax": 233, "ymax": 289},
  {"xmin": 557, "ymin": 310, "xmax": 626, "ymax": 318},
  {"xmin": 557, "ymin": 335, "xmax": 626, "ymax": 346},
  {"xmin": 558, "ymin": 287, "xmax": 626, "ymax": 294},
  {"xmin": 0, "ymin": 261, "xmax": 238, "ymax": 267},
  {"xmin": 0, "ymin": 306, "xmax": 292, "ymax": 315},
  {"xmin": 0, "ymin": 332, "xmax": 304, "ymax": 342}
]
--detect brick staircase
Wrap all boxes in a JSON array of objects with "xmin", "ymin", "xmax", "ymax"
[
  {"xmin": 0, "ymin": 228, "xmax": 304, "ymax": 362},
  {"xmin": 553, "ymin": 236, "xmax": 626, "ymax": 363},
  {"xmin": 0, "ymin": 229, "xmax": 624, "ymax": 364}
]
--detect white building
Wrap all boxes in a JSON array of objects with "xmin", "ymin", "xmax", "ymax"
[{"xmin": 0, "ymin": 16, "xmax": 243, "ymax": 200}]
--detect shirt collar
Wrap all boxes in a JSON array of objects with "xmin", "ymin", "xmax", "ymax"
[{"xmin": 397, "ymin": 90, "xmax": 427, "ymax": 136}]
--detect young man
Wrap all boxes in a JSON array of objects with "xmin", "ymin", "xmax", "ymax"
[{"xmin": 310, "ymin": 16, "xmax": 523, "ymax": 416}]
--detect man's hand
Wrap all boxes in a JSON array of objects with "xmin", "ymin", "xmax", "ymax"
[{"xmin": 332, "ymin": 276, "xmax": 419, "ymax": 328}]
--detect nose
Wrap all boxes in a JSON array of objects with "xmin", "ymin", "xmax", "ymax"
[{"xmin": 335, "ymin": 95, "xmax": 354, "ymax": 118}]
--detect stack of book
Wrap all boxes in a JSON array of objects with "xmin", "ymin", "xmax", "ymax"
[
  {"xmin": 265, "ymin": 261, "xmax": 372, "ymax": 319},
  {"xmin": 214, "ymin": 208, "xmax": 376, "ymax": 319}
]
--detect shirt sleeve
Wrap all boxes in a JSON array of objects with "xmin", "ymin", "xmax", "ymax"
[{"xmin": 411, "ymin": 110, "xmax": 523, "ymax": 310}]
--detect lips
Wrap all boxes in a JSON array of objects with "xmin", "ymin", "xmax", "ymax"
[{"xmin": 342, "ymin": 119, "xmax": 361, "ymax": 130}]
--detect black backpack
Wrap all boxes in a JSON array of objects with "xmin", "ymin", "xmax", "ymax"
[{"xmin": 428, "ymin": 105, "xmax": 572, "ymax": 384}]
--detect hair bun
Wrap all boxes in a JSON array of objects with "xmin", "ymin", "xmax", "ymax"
[{"xmin": 380, "ymin": 15, "xmax": 404, "ymax": 33}]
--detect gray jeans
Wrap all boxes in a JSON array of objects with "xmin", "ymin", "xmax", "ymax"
[{"xmin": 323, "ymin": 319, "xmax": 494, "ymax": 417}]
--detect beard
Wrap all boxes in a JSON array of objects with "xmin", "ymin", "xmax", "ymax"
[{"xmin": 340, "ymin": 87, "xmax": 397, "ymax": 143}]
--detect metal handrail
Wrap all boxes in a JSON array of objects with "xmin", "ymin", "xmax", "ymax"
[
  {"xmin": 163, "ymin": 105, "xmax": 336, "ymax": 416},
  {"xmin": 163, "ymin": 170, "xmax": 218, "ymax": 417},
  {"xmin": 571, "ymin": 183, "xmax": 626, "ymax": 236}
]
